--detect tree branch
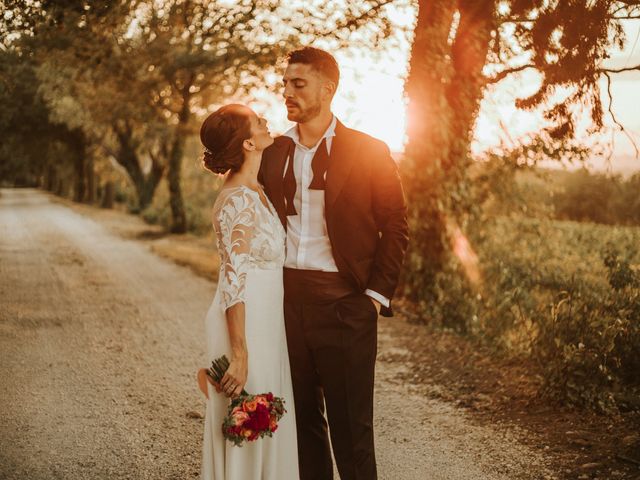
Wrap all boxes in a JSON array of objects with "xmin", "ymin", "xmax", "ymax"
[
  {"xmin": 599, "ymin": 63, "xmax": 640, "ymax": 73},
  {"xmin": 497, "ymin": 17, "xmax": 536, "ymax": 24},
  {"xmin": 313, "ymin": 0, "xmax": 396, "ymax": 38},
  {"xmin": 486, "ymin": 64, "xmax": 537, "ymax": 84},
  {"xmin": 603, "ymin": 71, "xmax": 639, "ymax": 158}
]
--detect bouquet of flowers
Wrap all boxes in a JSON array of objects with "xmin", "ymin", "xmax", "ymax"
[{"xmin": 206, "ymin": 355, "xmax": 287, "ymax": 447}]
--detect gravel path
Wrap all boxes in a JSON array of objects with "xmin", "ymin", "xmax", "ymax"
[{"xmin": 0, "ymin": 188, "xmax": 558, "ymax": 480}]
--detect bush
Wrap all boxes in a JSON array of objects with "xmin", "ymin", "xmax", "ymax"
[
  {"xmin": 414, "ymin": 215, "xmax": 640, "ymax": 412},
  {"xmin": 534, "ymin": 249, "xmax": 640, "ymax": 412},
  {"xmin": 141, "ymin": 203, "xmax": 170, "ymax": 227},
  {"xmin": 515, "ymin": 169, "xmax": 640, "ymax": 226},
  {"xmin": 553, "ymin": 169, "xmax": 621, "ymax": 224}
]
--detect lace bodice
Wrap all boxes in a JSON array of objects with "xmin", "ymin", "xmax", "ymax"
[{"xmin": 212, "ymin": 185, "xmax": 285, "ymax": 311}]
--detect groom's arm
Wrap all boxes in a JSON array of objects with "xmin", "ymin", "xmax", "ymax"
[{"xmin": 365, "ymin": 140, "xmax": 409, "ymax": 317}]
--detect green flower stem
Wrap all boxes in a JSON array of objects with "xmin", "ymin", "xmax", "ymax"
[{"xmin": 206, "ymin": 354, "xmax": 248, "ymax": 396}]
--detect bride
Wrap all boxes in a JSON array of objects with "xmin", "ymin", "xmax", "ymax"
[{"xmin": 196, "ymin": 104, "xmax": 299, "ymax": 479}]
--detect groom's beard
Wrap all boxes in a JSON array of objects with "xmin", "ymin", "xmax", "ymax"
[{"xmin": 287, "ymin": 98, "xmax": 321, "ymax": 123}]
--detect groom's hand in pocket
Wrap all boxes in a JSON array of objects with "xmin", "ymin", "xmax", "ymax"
[{"xmin": 368, "ymin": 296, "xmax": 382, "ymax": 316}]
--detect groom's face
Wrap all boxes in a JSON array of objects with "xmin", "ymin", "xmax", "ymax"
[{"xmin": 282, "ymin": 63, "xmax": 324, "ymax": 123}]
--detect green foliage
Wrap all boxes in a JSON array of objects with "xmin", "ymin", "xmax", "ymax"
[
  {"xmin": 142, "ymin": 199, "xmax": 212, "ymax": 235},
  {"xmin": 535, "ymin": 248, "xmax": 640, "ymax": 412},
  {"xmin": 141, "ymin": 145, "xmax": 222, "ymax": 236},
  {"xmin": 402, "ymin": 118, "xmax": 640, "ymax": 412},
  {"xmin": 499, "ymin": 1, "xmax": 634, "ymax": 140},
  {"xmin": 401, "ymin": 0, "xmax": 636, "ymax": 328},
  {"xmin": 0, "ymin": 48, "xmax": 81, "ymax": 188},
  {"xmin": 1, "ymin": 0, "xmax": 400, "ymax": 226},
  {"xmin": 552, "ymin": 170, "xmax": 640, "ymax": 226},
  {"xmin": 140, "ymin": 203, "xmax": 170, "ymax": 229},
  {"xmin": 413, "ymin": 211, "xmax": 640, "ymax": 412},
  {"xmin": 486, "ymin": 167, "xmax": 640, "ymax": 226},
  {"xmin": 402, "ymin": 125, "xmax": 640, "ymax": 412}
]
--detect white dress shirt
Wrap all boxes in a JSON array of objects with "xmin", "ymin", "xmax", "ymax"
[{"xmin": 282, "ymin": 116, "xmax": 390, "ymax": 308}]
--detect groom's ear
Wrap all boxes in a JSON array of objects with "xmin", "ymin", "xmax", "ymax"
[{"xmin": 322, "ymin": 80, "xmax": 337, "ymax": 100}]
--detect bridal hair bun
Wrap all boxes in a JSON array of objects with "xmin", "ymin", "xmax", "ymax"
[
  {"xmin": 200, "ymin": 104, "xmax": 252, "ymax": 175},
  {"xmin": 202, "ymin": 146, "xmax": 231, "ymax": 175}
]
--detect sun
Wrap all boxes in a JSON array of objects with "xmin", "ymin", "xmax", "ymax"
[{"xmin": 332, "ymin": 67, "xmax": 409, "ymax": 153}]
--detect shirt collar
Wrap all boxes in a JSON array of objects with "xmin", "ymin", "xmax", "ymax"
[{"xmin": 283, "ymin": 115, "xmax": 337, "ymax": 151}]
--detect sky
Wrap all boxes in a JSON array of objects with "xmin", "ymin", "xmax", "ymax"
[{"xmin": 251, "ymin": 7, "xmax": 640, "ymax": 175}]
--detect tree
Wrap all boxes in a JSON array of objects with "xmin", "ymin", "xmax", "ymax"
[
  {"xmin": 2, "ymin": 0, "xmax": 298, "ymax": 217},
  {"xmin": 402, "ymin": 0, "xmax": 640, "ymax": 305},
  {"xmin": 0, "ymin": 44, "xmax": 89, "ymax": 194},
  {"xmin": 0, "ymin": 50, "xmax": 51, "ymax": 187},
  {"xmin": 1, "ymin": 0, "xmax": 404, "ymax": 222},
  {"xmin": 1, "ymin": 0, "xmax": 120, "ymax": 202},
  {"xmin": 123, "ymin": 0, "xmax": 401, "ymax": 231},
  {"xmin": 121, "ymin": 0, "xmax": 302, "ymax": 231}
]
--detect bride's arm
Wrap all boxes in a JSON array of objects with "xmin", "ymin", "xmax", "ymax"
[
  {"xmin": 220, "ymin": 303, "xmax": 248, "ymax": 398},
  {"xmin": 199, "ymin": 305, "xmax": 247, "ymax": 399},
  {"xmin": 217, "ymin": 191, "xmax": 256, "ymax": 398}
]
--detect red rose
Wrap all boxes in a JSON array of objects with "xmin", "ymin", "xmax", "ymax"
[{"xmin": 245, "ymin": 403, "xmax": 270, "ymax": 432}]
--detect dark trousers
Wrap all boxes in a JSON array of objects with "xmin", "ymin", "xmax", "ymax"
[{"xmin": 283, "ymin": 268, "xmax": 378, "ymax": 480}]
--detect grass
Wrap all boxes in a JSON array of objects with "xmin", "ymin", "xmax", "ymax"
[{"xmin": 480, "ymin": 215, "xmax": 640, "ymax": 290}]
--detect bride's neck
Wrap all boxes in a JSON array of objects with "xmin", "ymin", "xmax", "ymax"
[{"xmin": 225, "ymin": 151, "xmax": 262, "ymax": 189}]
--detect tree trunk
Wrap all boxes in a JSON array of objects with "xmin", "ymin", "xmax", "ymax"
[
  {"xmin": 139, "ymin": 154, "xmax": 164, "ymax": 211},
  {"xmin": 113, "ymin": 123, "xmax": 164, "ymax": 211},
  {"xmin": 73, "ymin": 146, "xmax": 86, "ymax": 202},
  {"xmin": 86, "ymin": 157, "xmax": 96, "ymax": 204},
  {"xmin": 446, "ymin": 0, "xmax": 496, "ymax": 178},
  {"xmin": 56, "ymin": 178, "xmax": 67, "ymax": 197},
  {"xmin": 167, "ymin": 132, "xmax": 187, "ymax": 233},
  {"xmin": 101, "ymin": 180, "xmax": 114, "ymax": 209},
  {"xmin": 402, "ymin": 0, "xmax": 458, "ymax": 301},
  {"xmin": 402, "ymin": 0, "xmax": 495, "ymax": 302},
  {"xmin": 167, "ymin": 90, "xmax": 191, "ymax": 234},
  {"xmin": 62, "ymin": 128, "xmax": 87, "ymax": 202},
  {"xmin": 46, "ymin": 165, "xmax": 57, "ymax": 192}
]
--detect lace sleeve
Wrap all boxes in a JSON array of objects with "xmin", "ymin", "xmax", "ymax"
[{"xmin": 216, "ymin": 190, "xmax": 256, "ymax": 312}]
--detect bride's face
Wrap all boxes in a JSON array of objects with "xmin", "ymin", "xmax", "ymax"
[{"xmin": 247, "ymin": 112, "xmax": 274, "ymax": 152}]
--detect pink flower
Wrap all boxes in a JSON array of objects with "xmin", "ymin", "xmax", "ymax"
[
  {"xmin": 243, "ymin": 399, "xmax": 259, "ymax": 413},
  {"xmin": 231, "ymin": 411, "xmax": 250, "ymax": 426}
]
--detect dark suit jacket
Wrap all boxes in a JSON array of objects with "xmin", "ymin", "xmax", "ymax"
[{"xmin": 259, "ymin": 120, "xmax": 409, "ymax": 317}]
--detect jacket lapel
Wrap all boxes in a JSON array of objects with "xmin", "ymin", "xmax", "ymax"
[
  {"xmin": 263, "ymin": 137, "xmax": 292, "ymax": 229},
  {"xmin": 326, "ymin": 120, "xmax": 358, "ymax": 210},
  {"xmin": 264, "ymin": 121, "xmax": 356, "ymax": 226}
]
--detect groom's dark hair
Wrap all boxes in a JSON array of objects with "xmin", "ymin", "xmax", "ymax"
[{"xmin": 287, "ymin": 47, "xmax": 340, "ymax": 88}]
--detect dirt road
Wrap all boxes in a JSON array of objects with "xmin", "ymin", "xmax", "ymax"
[{"xmin": 0, "ymin": 189, "xmax": 557, "ymax": 480}]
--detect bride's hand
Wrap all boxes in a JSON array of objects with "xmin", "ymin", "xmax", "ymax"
[
  {"xmin": 197, "ymin": 368, "xmax": 222, "ymax": 399},
  {"xmin": 220, "ymin": 353, "xmax": 248, "ymax": 398}
]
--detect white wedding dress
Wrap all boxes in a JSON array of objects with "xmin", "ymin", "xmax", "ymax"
[{"xmin": 201, "ymin": 185, "xmax": 299, "ymax": 480}]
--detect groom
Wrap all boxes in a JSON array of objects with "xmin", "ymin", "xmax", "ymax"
[{"xmin": 260, "ymin": 47, "xmax": 409, "ymax": 480}]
